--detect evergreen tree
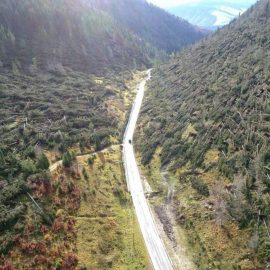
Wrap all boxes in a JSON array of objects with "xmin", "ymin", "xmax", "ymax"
[
  {"xmin": 37, "ymin": 153, "xmax": 50, "ymax": 170},
  {"xmin": 62, "ymin": 151, "xmax": 72, "ymax": 168}
]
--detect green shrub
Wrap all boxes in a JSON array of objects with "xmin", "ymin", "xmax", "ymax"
[
  {"xmin": 24, "ymin": 146, "xmax": 36, "ymax": 159},
  {"xmin": 37, "ymin": 154, "xmax": 50, "ymax": 170},
  {"xmin": 62, "ymin": 151, "xmax": 76, "ymax": 168},
  {"xmin": 87, "ymin": 155, "xmax": 96, "ymax": 165},
  {"xmin": 191, "ymin": 177, "xmax": 209, "ymax": 197},
  {"xmin": 20, "ymin": 159, "xmax": 37, "ymax": 177},
  {"xmin": 82, "ymin": 167, "xmax": 89, "ymax": 180}
]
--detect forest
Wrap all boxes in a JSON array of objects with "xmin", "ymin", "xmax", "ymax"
[{"xmin": 88, "ymin": 0, "xmax": 206, "ymax": 52}]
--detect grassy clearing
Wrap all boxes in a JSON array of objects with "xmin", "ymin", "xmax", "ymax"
[
  {"xmin": 75, "ymin": 145, "xmax": 150, "ymax": 269},
  {"xmin": 174, "ymin": 166, "xmax": 253, "ymax": 269},
  {"xmin": 136, "ymin": 146, "xmax": 256, "ymax": 269},
  {"xmin": 203, "ymin": 149, "xmax": 220, "ymax": 166},
  {"xmin": 181, "ymin": 124, "xmax": 197, "ymax": 141},
  {"xmin": 136, "ymin": 148, "xmax": 195, "ymax": 269},
  {"xmin": 136, "ymin": 147, "xmax": 165, "ymax": 193}
]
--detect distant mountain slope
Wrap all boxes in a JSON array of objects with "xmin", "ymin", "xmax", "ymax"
[
  {"xmin": 0, "ymin": 0, "xmax": 160, "ymax": 75},
  {"xmin": 0, "ymin": 0, "xmax": 206, "ymax": 76},
  {"xmin": 168, "ymin": 0, "xmax": 257, "ymax": 30},
  {"xmin": 137, "ymin": 0, "xmax": 270, "ymax": 268},
  {"xmin": 88, "ymin": 0, "xmax": 206, "ymax": 52}
]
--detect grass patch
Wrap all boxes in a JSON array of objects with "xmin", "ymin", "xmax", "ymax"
[
  {"xmin": 76, "ymin": 146, "xmax": 150, "ymax": 269},
  {"xmin": 136, "ymin": 146, "xmax": 256, "ymax": 269}
]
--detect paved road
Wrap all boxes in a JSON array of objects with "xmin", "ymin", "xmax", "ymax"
[{"xmin": 123, "ymin": 70, "xmax": 173, "ymax": 270}]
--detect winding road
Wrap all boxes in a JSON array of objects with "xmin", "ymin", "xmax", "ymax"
[{"xmin": 123, "ymin": 70, "xmax": 173, "ymax": 270}]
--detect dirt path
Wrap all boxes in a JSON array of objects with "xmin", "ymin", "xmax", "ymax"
[
  {"xmin": 160, "ymin": 171, "xmax": 196, "ymax": 270},
  {"xmin": 49, "ymin": 145, "xmax": 118, "ymax": 173}
]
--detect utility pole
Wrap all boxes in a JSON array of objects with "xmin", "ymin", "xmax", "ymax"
[{"xmin": 133, "ymin": 209, "xmax": 135, "ymax": 255}]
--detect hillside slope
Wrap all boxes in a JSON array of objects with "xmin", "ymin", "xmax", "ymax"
[
  {"xmin": 137, "ymin": 0, "xmax": 270, "ymax": 268},
  {"xmin": 88, "ymin": 0, "xmax": 206, "ymax": 52},
  {"xmin": 0, "ymin": 0, "xmax": 162, "ymax": 75},
  {"xmin": 0, "ymin": 0, "xmax": 206, "ymax": 76}
]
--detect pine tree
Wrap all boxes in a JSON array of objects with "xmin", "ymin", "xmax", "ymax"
[
  {"xmin": 37, "ymin": 153, "xmax": 50, "ymax": 170},
  {"xmin": 62, "ymin": 151, "xmax": 72, "ymax": 168}
]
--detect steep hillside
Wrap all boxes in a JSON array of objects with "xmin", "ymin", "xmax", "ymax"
[
  {"xmin": 137, "ymin": 0, "xmax": 270, "ymax": 268},
  {"xmin": 0, "ymin": 0, "xmax": 206, "ymax": 75},
  {"xmin": 0, "ymin": 0, "xmax": 160, "ymax": 75},
  {"xmin": 88, "ymin": 0, "xmax": 206, "ymax": 52}
]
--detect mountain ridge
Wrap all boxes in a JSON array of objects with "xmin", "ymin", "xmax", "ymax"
[{"xmin": 168, "ymin": 0, "xmax": 257, "ymax": 30}]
